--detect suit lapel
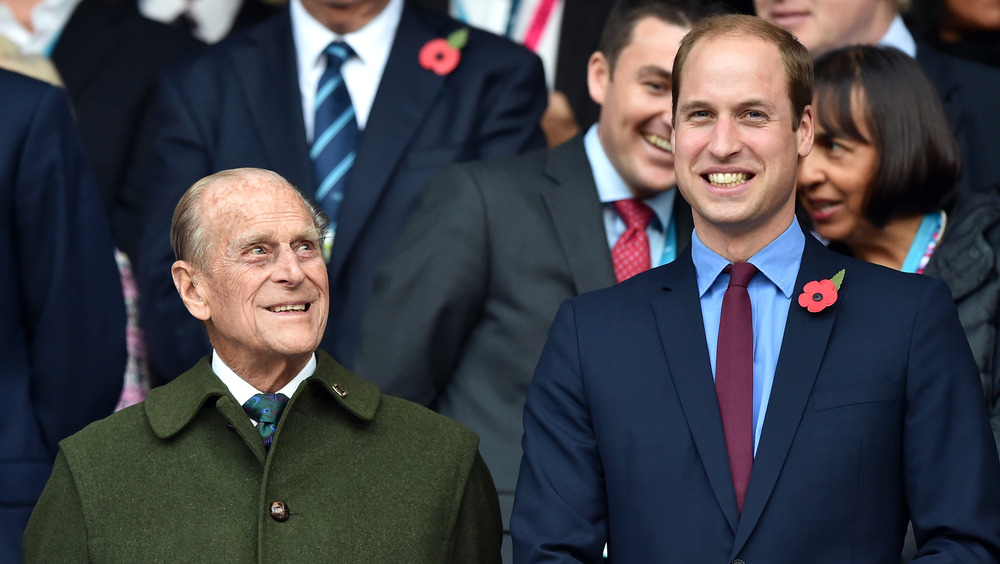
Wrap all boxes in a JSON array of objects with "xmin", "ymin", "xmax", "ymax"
[
  {"xmin": 731, "ymin": 235, "xmax": 841, "ymax": 554},
  {"xmin": 540, "ymin": 137, "xmax": 616, "ymax": 293},
  {"xmin": 229, "ymin": 13, "xmax": 314, "ymax": 193},
  {"xmin": 652, "ymin": 251, "xmax": 740, "ymax": 533},
  {"xmin": 329, "ymin": 4, "xmax": 446, "ymax": 281}
]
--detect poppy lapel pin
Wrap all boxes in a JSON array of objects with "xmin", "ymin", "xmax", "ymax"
[
  {"xmin": 798, "ymin": 269, "xmax": 845, "ymax": 313},
  {"xmin": 419, "ymin": 27, "xmax": 468, "ymax": 76}
]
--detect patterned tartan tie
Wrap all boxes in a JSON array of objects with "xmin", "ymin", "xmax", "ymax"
[
  {"xmin": 242, "ymin": 393, "xmax": 290, "ymax": 450},
  {"xmin": 612, "ymin": 198, "xmax": 656, "ymax": 282},
  {"xmin": 716, "ymin": 262, "xmax": 757, "ymax": 513},
  {"xmin": 311, "ymin": 41, "xmax": 358, "ymax": 229}
]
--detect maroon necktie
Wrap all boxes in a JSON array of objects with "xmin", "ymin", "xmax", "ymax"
[
  {"xmin": 716, "ymin": 262, "xmax": 757, "ymax": 513},
  {"xmin": 612, "ymin": 199, "xmax": 655, "ymax": 282}
]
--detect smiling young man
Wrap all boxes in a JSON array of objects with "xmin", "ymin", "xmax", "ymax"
[
  {"xmin": 24, "ymin": 168, "xmax": 502, "ymax": 562},
  {"xmin": 511, "ymin": 14, "xmax": 1000, "ymax": 562},
  {"xmin": 353, "ymin": 2, "xmax": 716, "ymax": 561}
]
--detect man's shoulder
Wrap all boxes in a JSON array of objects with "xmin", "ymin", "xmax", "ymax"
[{"xmin": 441, "ymin": 137, "xmax": 587, "ymax": 189}]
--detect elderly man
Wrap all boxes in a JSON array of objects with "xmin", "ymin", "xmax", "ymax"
[
  {"xmin": 511, "ymin": 14, "xmax": 1000, "ymax": 562},
  {"xmin": 24, "ymin": 168, "xmax": 501, "ymax": 562}
]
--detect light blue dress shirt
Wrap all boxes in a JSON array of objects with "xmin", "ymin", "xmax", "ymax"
[
  {"xmin": 691, "ymin": 221, "xmax": 805, "ymax": 453},
  {"xmin": 583, "ymin": 124, "xmax": 677, "ymax": 266}
]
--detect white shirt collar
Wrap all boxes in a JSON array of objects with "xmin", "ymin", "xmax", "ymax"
[
  {"xmin": 212, "ymin": 349, "xmax": 317, "ymax": 407},
  {"xmin": 139, "ymin": 0, "xmax": 243, "ymax": 44},
  {"xmin": 877, "ymin": 14, "xmax": 917, "ymax": 58},
  {"xmin": 0, "ymin": 0, "xmax": 83, "ymax": 55},
  {"xmin": 291, "ymin": 0, "xmax": 402, "ymax": 133},
  {"xmin": 583, "ymin": 123, "xmax": 676, "ymax": 232}
]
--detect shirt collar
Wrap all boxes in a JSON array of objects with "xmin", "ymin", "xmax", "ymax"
[
  {"xmin": 692, "ymin": 219, "xmax": 805, "ymax": 298},
  {"xmin": 291, "ymin": 0, "xmax": 402, "ymax": 83},
  {"xmin": 0, "ymin": 0, "xmax": 82, "ymax": 55},
  {"xmin": 212, "ymin": 349, "xmax": 317, "ymax": 405},
  {"xmin": 139, "ymin": 0, "xmax": 242, "ymax": 43},
  {"xmin": 877, "ymin": 14, "xmax": 917, "ymax": 58},
  {"xmin": 583, "ymin": 123, "xmax": 677, "ymax": 231}
]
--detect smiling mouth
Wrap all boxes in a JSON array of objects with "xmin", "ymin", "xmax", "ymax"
[
  {"xmin": 266, "ymin": 304, "xmax": 310, "ymax": 313},
  {"xmin": 705, "ymin": 172, "xmax": 751, "ymax": 188},
  {"xmin": 644, "ymin": 133, "xmax": 671, "ymax": 152}
]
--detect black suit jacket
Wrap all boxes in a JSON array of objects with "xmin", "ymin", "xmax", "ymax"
[
  {"xmin": 355, "ymin": 136, "xmax": 693, "ymax": 539},
  {"xmin": 513, "ymin": 231, "xmax": 1000, "ymax": 561},
  {"xmin": 915, "ymin": 36, "xmax": 1000, "ymax": 194},
  {"xmin": 0, "ymin": 70, "xmax": 125, "ymax": 563},
  {"xmin": 51, "ymin": 0, "xmax": 202, "ymax": 258},
  {"xmin": 136, "ymin": 3, "xmax": 547, "ymax": 382}
]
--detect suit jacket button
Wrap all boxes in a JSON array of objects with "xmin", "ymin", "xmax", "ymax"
[
  {"xmin": 270, "ymin": 500, "xmax": 290, "ymax": 522},
  {"xmin": 732, "ymin": 560, "xmax": 746, "ymax": 564}
]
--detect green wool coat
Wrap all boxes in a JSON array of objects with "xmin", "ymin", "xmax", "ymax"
[{"xmin": 23, "ymin": 351, "xmax": 502, "ymax": 563}]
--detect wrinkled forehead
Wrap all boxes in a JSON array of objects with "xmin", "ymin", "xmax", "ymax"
[{"xmin": 202, "ymin": 176, "xmax": 316, "ymax": 245}]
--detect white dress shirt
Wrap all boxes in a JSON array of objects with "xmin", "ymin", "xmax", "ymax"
[
  {"xmin": 290, "ymin": 0, "xmax": 402, "ymax": 140},
  {"xmin": 139, "ymin": 0, "xmax": 243, "ymax": 44},
  {"xmin": 0, "ymin": 0, "xmax": 82, "ymax": 55},
  {"xmin": 212, "ymin": 350, "xmax": 316, "ymax": 425}
]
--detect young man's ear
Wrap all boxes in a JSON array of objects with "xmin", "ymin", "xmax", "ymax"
[
  {"xmin": 171, "ymin": 260, "xmax": 211, "ymax": 321},
  {"xmin": 587, "ymin": 51, "xmax": 611, "ymax": 107}
]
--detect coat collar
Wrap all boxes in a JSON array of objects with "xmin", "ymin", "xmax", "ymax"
[
  {"xmin": 146, "ymin": 349, "xmax": 380, "ymax": 440},
  {"xmin": 226, "ymin": 11, "xmax": 315, "ymax": 193},
  {"xmin": 540, "ymin": 136, "xmax": 616, "ymax": 294}
]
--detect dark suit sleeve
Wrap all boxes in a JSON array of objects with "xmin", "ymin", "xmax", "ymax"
[
  {"xmin": 511, "ymin": 300, "xmax": 608, "ymax": 563},
  {"xmin": 905, "ymin": 279, "xmax": 1000, "ymax": 559},
  {"xmin": 22, "ymin": 451, "xmax": 89, "ymax": 560},
  {"xmin": 355, "ymin": 164, "xmax": 489, "ymax": 406},
  {"xmin": 135, "ymin": 69, "xmax": 214, "ymax": 382},
  {"xmin": 17, "ymin": 84, "xmax": 126, "ymax": 451},
  {"xmin": 450, "ymin": 451, "xmax": 503, "ymax": 564}
]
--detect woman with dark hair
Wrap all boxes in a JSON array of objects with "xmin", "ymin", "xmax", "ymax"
[{"xmin": 797, "ymin": 45, "xmax": 1000, "ymax": 450}]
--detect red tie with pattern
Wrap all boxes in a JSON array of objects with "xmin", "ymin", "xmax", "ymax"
[
  {"xmin": 612, "ymin": 199, "xmax": 655, "ymax": 282},
  {"xmin": 716, "ymin": 262, "xmax": 757, "ymax": 513}
]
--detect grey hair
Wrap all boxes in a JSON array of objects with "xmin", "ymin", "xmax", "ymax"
[{"xmin": 170, "ymin": 168, "xmax": 330, "ymax": 271}]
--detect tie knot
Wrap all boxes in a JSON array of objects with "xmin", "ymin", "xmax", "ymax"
[
  {"xmin": 324, "ymin": 41, "xmax": 354, "ymax": 69},
  {"xmin": 243, "ymin": 393, "xmax": 290, "ymax": 425},
  {"xmin": 725, "ymin": 262, "xmax": 758, "ymax": 288},
  {"xmin": 614, "ymin": 198, "xmax": 655, "ymax": 231}
]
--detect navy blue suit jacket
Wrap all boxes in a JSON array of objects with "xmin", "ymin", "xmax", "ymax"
[
  {"xmin": 135, "ymin": 3, "xmax": 547, "ymax": 381},
  {"xmin": 0, "ymin": 70, "xmax": 125, "ymax": 562},
  {"xmin": 512, "ymin": 230, "xmax": 1000, "ymax": 562}
]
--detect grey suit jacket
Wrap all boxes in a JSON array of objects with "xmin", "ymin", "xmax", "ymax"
[{"xmin": 354, "ymin": 136, "xmax": 693, "ymax": 534}]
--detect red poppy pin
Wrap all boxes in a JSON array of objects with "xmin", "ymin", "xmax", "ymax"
[
  {"xmin": 798, "ymin": 269, "xmax": 845, "ymax": 313},
  {"xmin": 419, "ymin": 27, "xmax": 468, "ymax": 76}
]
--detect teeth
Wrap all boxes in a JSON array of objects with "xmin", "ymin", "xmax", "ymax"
[
  {"xmin": 268, "ymin": 304, "xmax": 307, "ymax": 313},
  {"xmin": 645, "ymin": 133, "xmax": 671, "ymax": 152},
  {"xmin": 707, "ymin": 172, "xmax": 749, "ymax": 187}
]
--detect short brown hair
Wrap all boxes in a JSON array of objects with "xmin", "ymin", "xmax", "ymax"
[
  {"xmin": 672, "ymin": 14, "xmax": 813, "ymax": 130},
  {"xmin": 597, "ymin": 0, "xmax": 724, "ymax": 74},
  {"xmin": 170, "ymin": 168, "xmax": 329, "ymax": 270}
]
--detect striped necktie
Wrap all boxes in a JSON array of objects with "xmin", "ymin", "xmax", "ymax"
[{"xmin": 311, "ymin": 41, "xmax": 358, "ymax": 229}]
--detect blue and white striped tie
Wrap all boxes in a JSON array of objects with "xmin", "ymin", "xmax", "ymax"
[{"xmin": 312, "ymin": 41, "xmax": 358, "ymax": 230}]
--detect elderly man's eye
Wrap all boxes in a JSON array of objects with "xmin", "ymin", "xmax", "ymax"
[{"xmin": 250, "ymin": 246, "xmax": 266, "ymax": 255}]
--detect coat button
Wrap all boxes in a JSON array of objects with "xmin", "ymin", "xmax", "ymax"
[
  {"xmin": 732, "ymin": 560, "xmax": 746, "ymax": 564},
  {"xmin": 270, "ymin": 500, "xmax": 290, "ymax": 522}
]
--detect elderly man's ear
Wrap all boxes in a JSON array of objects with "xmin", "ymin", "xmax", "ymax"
[{"xmin": 171, "ymin": 260, "xmax": 211, "ymax": 321}]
